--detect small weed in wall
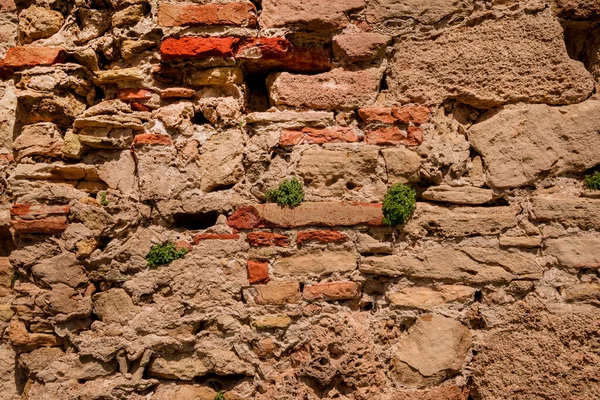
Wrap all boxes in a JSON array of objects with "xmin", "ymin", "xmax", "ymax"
[
  {"xmin": 585, "ymin": 171, "xmax": 600, "ymax": 191},
  {"xmin": 99, "ymin": 191, "xmax": 109, "ymax": 206},
  {"xmin": 215, "ymin": 392, "xmax": 225, "ymax": 400},
  {"xmin": 146, "ymin": 243, "xmax": 188, "ymax": 267},
  {"xmin": 382, "ymin": 182, "xmax": 416, "ymax": 226},
  {"xmin": 265, "ymin": 178, "xmax": 304, "ymax": 207}
]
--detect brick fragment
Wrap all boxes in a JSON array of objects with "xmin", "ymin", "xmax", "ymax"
[
  {"xmin": 130, "ymin": 102, "xmax": 152, "ymax": 112},
  {"xmin": 117, "ymin": 89, "xmax": 153, "ymax": 101},
  {"xmin": 158, "ymin": 2, "xmax": 257, "ymax": 27},
  {"xmin": 247, "ymin": 232, "xmax": 288, "ymax": 247},
  {"xmin": 0, "ymin": 153, "xmax": 14, "ymax": 164},
  {"xmin": 132, "ymin": 134, "xmax": 172, "ymax": 147},
  {"xmin": 297, "ymin": 230, "xmax": 348, "ymax": 244},
  {"xmin": 174, "ymin": 240, "xmax": 193, "ymax": 253},
  {"xmin": 247, "ymin": 260, "xmax": 269, "ymax": 284},
  {"xmin": 11, "ymin": 217, "xmax": 68, "ymax": 234},
  {"xmin": 193, "ymin": 233, "xmax": 240, "ymax": 244},
  {"xmin": 4, "ymin": 47, "xmax": 65, "ymax": 69},
  {"xmin": 160, "ymin": 37, "xmax": 238, "ymax": 61},
  {"xmin": 365, "ymin": 126, "xmax": 423, "ymax": 146},
  {"xmin": 303, "ymin": 281, "xmax": 361, "ymax": 301},
  {"xmin": 228, "ymin": 202, "xmax": 383, "ymax": 229},
  {"xmin": 358, "ymin": 105, "xmax": 431, "ymax": 125},
  {"xmin": 279, "ymin": 127, "xmax": 360, "ymax": 146}
]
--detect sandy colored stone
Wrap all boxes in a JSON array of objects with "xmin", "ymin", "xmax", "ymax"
[
  {"xmin": 361, "ymin": 247, "xmax": 541, "ymax": 283},
  {"xmin": 421, "ymin": 185, "xmax": 494, "ymax": 205},
  {"xmin": 18, "ymin": 6, "xmax": 64, "ymax": 44},
  {"xmin": 382, "ymin": 147, "xmax": 421, "ymax": 184},
  {"xmin": 499, "ymin": 235, "xmax": 542, "ymax": 248},
  {"xmin": 198, "ymin": 128, "xmax": 244, "ymax": 192},
  {"xmin": 31, "ymin": 253, "xmax": 88, "ymax": 288},
  {"xmin": 273, "ymin": 250, "xmax": 356, "ymax": 277},
  {"xmin": 387, "ymin": 285, "xmax": 476, "ymax": 310},
  {"xmin": 333, "ymin": 33, "xmax": 391, "ymax": 62},
  {"xmin": 367, "ymin": 0, "xmax": 471, "ymax": 24},
  {"xmin": 188, "ymin": 67, "xmax": 244, "ymax": 86},
  {"xmin": 563, "ymin": 283, "xmax": 600, "ymax": 302},
  {"xmin": 556, "ymin": 0, "xmax": 600, "ymax": 19},
  {"xmin": 268, "ymin": 68, "xmax": 382, "ymax": 110},
  {"xmin": 469, "ymin": 101, "xmax": 600, "ymax": 189},
  {"xmin": 530, "ymin": 196, "xmax": 600, "ymax": 230},
  {"xmin": 153, "ymin": 384, "xmax": 217, "ymax": 400},
  {"xmin": 243, "ymin": 282, "xmax": 301, "ymax": 305},
  {"xmin": 251, "ymin": 315, "xmax": 292, "ymax": 329},
  {"xmin": 94, "ymin": 68, "xmax": 143, "ymax": 84},
  {"xmin": 149, "ymin": 353, "xmax": 208, "ymax": 381},
  {"xmin": 387, "ymin": 12, "xmax": 593, "ymax": 107},
  {"xmin": 260, "ymin": 0, "xmax": 365, "ymax": 29},
  {"xmin": 303, "ymin": 281, "xmax": 361, "ymax": 301},
  {"xmin": 92, "ymin": 288, "xmax": 140, "ymax": 324},
  {"xmin": 393, "ymin": 315, "xmax": 471, "ymax": 385},
  {"xmin": 545, "ymin": 236, "xmax": 600, "ymax": 269},
  {"xmin": 13, "ymin": 122, "xmax": 63, "ymax": 161},
  {"xmin": 112, "ymin": 4, "xmax": 145, "ymax": 27}
]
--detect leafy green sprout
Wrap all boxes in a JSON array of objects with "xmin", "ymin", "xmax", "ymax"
[
  {"xmin": 382, "ymin": 182, "xmax": 417, "ymax": 226},
  {"xmin": 99, "ymin": 191, "xmax": 109, "ymax": 206},
  {"xmin": 215, "ymin": 392, "xmax": 225, "ymax": 400},
  {"xmin": 584, "ymin": 171, "xmax": 600, "ymax": 191},
  {"xmin": 146, "ymin": 243, "xmax": 188, "ymax": 267},
  {"xmin": 265, "ymin": 178, "xmax": 305, "ymax": 207}
]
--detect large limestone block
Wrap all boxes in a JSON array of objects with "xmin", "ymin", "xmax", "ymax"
[
  {"xmin": 268, "ymin": 68, "xmax": 382, "ymax": 110},
  {"xmin": 392, "ymin": 315, "xmax": 471, "ymax": 386},
  {"xmin": 530, "ymin": 196, "xmax": 600, "ymax": 230},
  {"xmin": 361, "ymin": 247, "xmax": 542, "ymax": 283},
  {"xmin": 18, "ymin": 5, "xmax": 64, "ymax": 43},
  {"xmin": 387, "ymin": 12, "xmax": 593, "ymax": 107},
  {"xmin": 92, "ymin": 288, "xmax": 140, "ymax": 324},
  {"xmin": 198, "ymin": 128, "xmax": 244, "ymax": 192},
  {"xmin": 469, "ymin": 101, "xmax": 600, "ymax": 189},
  {"xmin": 545, "ymin": 236, "xmax": 600, "ymax": 268},
  {"xmin": 260, "ymin": 0, "xmax": 364, "ymax": 30},
  {"xmin": 367, "ymin": 0, "xmax": 471, "ymax": 24},
  {"xmin": 273, "ymin": 250, "xmax": 357, "ymax": 278}
]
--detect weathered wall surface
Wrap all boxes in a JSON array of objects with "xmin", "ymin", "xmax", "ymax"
[{"xmin": 0, "ymin": 0, "xmax": 600, "ymax": 399}]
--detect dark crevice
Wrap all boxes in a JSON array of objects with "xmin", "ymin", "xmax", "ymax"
[
  {"xmin": 172, "ymin": 211, "xmax": 219, "ymax": 230},
  {"xmin": 244, "ymin": 73, "xmax": 270, "ymax": 113}
]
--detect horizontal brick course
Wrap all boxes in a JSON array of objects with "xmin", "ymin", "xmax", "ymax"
[
  {"xmin": 193, "ymin": 233, "xmax": 240, "ymax": 244},
  {"xmin": 247, "ymin": 232, "xmax": 289, "ymax": 247},
  {"xmin": 365, "ymin": 126, "xmax": 423, "ymax": 146},
  {"xmin": 247, "ymin": 260, "xmax": 269, "ymax": 284},
  {"xmin": 296, "ymin": 230, "xmax": 348, "ymax": 244},
  {"xmin": 160, "ymin": 37, "xmax": 239, "ymax": 61},
  {"xmin": 116, "ymin": 89, "xmax": 153, "ymax": 101},
  {"xmin": 158, "ymin": 2, "xmax": 257, "ymax": 27},
  {"xmin": 132, "ymin": 134, "xmax": 172, "ymax": 147},
  {"xmin": 358, "ymin": 106, "xmax": 431, "ymax": 125},
  {"xmin": 279, "ymin": 127, "xmax": 360, "ymax": 146},
  {"xmin": 244, "ymin": 282, "xmax": 301, "ymax": 305},
  {"xmin": 11, "ymin": 204, "xmax": 70, "ymax": 218},
  {"xmin": 228, "ymin": 202, "xmax": 383, "ymax": 229},
  {"xmin": 11, "ymin": 217, "xmax": 68, "ymax": 234}
]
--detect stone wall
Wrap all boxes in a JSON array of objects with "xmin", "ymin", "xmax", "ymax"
[{"xmin": 1, "ymin": 0, "xmax": 600, "ymax": 399}]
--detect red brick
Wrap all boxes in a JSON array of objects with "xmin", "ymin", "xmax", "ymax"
[
  {"xmin": 227, "ymin": 206, "xmax": 263, "ymax": 229},
  {"xmin": 228, "ymin": 202, "xmax": 383, "ymax": 229},
  {"xmin": 158, "ymin": 2, "xmax": 257, "ymax": 27},
  {"xmin": 358, "ymin": 107, "xmax": 397, "ymax": 124},
  {"xmin": 235, "ymin": 37, "xmax": 331, "ymax": 73},
  {"xmin": 365, "ymin": 126, "xmax": 423, "ymax": 146},
  {"xmin": 0, "ymin": 153, "xmax": 14, "ymax": 165},
  {"xmin": 130, "ymin": 102, "xmax": 152, "ymax": 112},
  {"xmin": 392, "ymin": 105, "xmax": 431, "ymax": 125},
  {"xmin": 11, "ymin": 217, "xmax": 68, "ymax": 234},
  {"xmin": 193, "ymin": 233, "xmax": 240, "ymax": 244},
  {"xmin": 11, "ymin": 204, "xmax": 70, "ymax": 218},
  {"xmin": 117, "ymin": 88, "xmax": 153, "ymax": 101},
  {"xmin": 174, "ymin": 240, "xmax": 193, "ymax": 253},
  {"xmin": 303, "ymin": 281, "xmax": 361, "ymax": 301},
  {"xmin": 247, "ymin": 260, "xmax": 269, "ymax": 284},
  {"xmin": 296, "ymin": 230, "xmax": 348, "ymax": 244},
  {"xmin": 279, "ymin": 127, "xmax": 361, "ymax": 146},
  {"xmin": 247, "ymin": 232, "xmax": 288, "ymax": 247},
  {"xmin": 4, "ymin": 47, "xmax": 65, "ymax": 69},
  {"xmin": 160, "ymin": 87, "xmax": 196, "ymax": 98},
  {"xmin": 132, "ymin": 134, "xmax": 172, "ymax": 147},
  {"xmin": 160, "ymin": 37, "xmax": 239, "ymax": 61}
]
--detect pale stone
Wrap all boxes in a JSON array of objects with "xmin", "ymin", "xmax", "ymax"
[
  {"xmin": 13, "ymin": 122, "xmax": 63, "ymax": 161},
  {"xmin": 421, "ymin": 185, "xmax": 494, "ymax": 205},
  {"xmin": 260, "ymin": 0, "xmax": 365, "ymax": 29},
  {"xmin": 149, "ymin": 353, "xmax": 208, "ymax": 381},
  {"xmin": 387, "ymin": 285, "xmax": 476, "ymax": 310},
  {"xmin": 361, "ymin": 247, "xmax": 542, "ymax": 283},
  {"xmin": 31, "ymin": 253, "xmax": 88, "ymax": 288},
  {"xmin": 381, "ymin": 147, "xmax": 421, "ymax": 184},
  {"xmin": 387, "ymin": 12, "xmax": 593, "ymax": 107},
  {"xmin": 367, "ymin": 0, "xmax": 471, "ymax": 24},
  {"xmin": 153, "ymin": 384, "xmax": 216, "ymax": 400},
  {"xmin": 545, "ymin": 236, "xmax": 600, "ymax": 269},
  {"xmin": 531, "ymin": 196, "xmax": 600, "ymax": 230},
  {"xmin": 61, "ymin": 130, "xmax": 83, "ymax": 159},
  {"xmin": 19, "ymin": 5, "xmax": 64, "ymax": 43},
  {"xmin": 188, "ymin": 67, "xmax": 243, "ymax": 86},
  {"xmin": 469, "ymin": 101, "xmax": 600, "ymax": 188},
  {"xmin": 273, "ymin": 250, "xmax": 357, "ymax": 277},
  {"xmin": 333, "ymin": 32, "xmax": 391, "ymax": 62},
  {"xmin": 92, "ymin": 288, "xmax": 140, "ymax": 324},
  {"xmin": 393, "ymin": 315, "xmax": 471, "ymax": 384},
  {"xmin": 198, "ymin": 129, "xmax": 244, "ymax": 192},
  {"xmin": 268, "ymin": 68, "xmax": 382, "ymax": 110},
  {"xmin": 94, "ymin": 68, "xmax": 143, "ymax": 84},
  {"xmin": 251, "ymin": 315, "xmax": 292, "ymax": 329},
  {"xmin": 563, "ymin": 283, "xmax": 600, "ymax": 301}
]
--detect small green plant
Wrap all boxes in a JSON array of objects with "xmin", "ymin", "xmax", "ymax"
[
  {"xmin": 146, "ymin": 243, "xmax": 188, "ymax": 267},
  {"xmin": 99, "ymin": 191, "xmax": 109, "ymax": 206},
  {"xmin": 382, "ymin": 182, "xmax": 416, "ymax": 226},
  {"xmin": 265, "ymin": 178, "xmax": 304, "ymax": 207},
  {"xmin": 585, "ymin": 171, "xmax": 600, "ymax": 191},
  {"xmin": 215, "ymin": 392, "xmax": 225, "ymax": 400}
]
